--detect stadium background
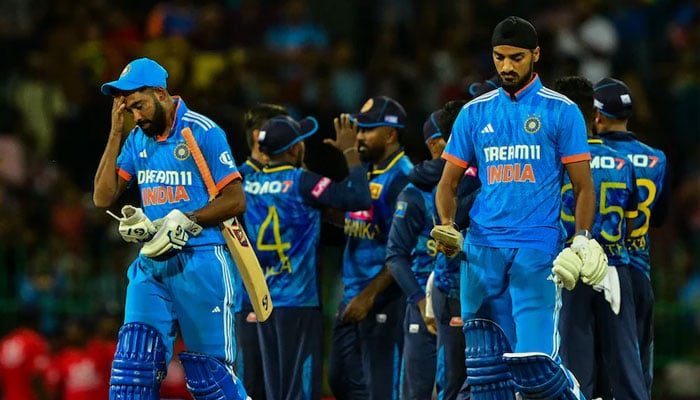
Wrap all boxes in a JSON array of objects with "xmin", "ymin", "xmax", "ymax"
[{"xmin": 0, "ymin": 0, "xmax": 697, "ymax": 398}]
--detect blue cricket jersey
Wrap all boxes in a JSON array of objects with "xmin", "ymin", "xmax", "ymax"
[
  {"xmin": 116, "ymin": 97, "xmax": 241, "ymax": 247},
  {"xmin": 561, "ymin": 138, "xmax": 639, "ymax": 266},
  {"xmin": 443, "ymin": 75, "xmax": 590, "ymax": 253},
  {"xmin": 342, "ymin": 150, "xmax": 413, "ymax": 303},
  {"xmin": 600, "ymin": 131, "xmax": 668, "ymax": 277},
  {"xmin": 244, "ymin": 163, "xmax": 371, "ymax": 307}
]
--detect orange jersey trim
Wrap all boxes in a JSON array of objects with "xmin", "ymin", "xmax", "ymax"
[
  {"xmin": 216, "ymin": 172, "xmax": 242, "ymax": 193},
  {"xmin": 441, "ymin": 152, "xmax": 469, "ymax": 169},
  {"xmin": 117, "ymin": 168, "xmax": 131, "ymax": 181},
  {"xmin": 561, "ymin": 153, "xmax": 591, "ymax": 164}
]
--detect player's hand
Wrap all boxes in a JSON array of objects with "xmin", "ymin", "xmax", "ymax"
[
  {"xmin": 430, "ymin": 224, "xmax": 463, "ymax": 258},
  {"xmin": 341, "ymin": 292, "xmax": 375, "ymax": 323},
  {"xmin": 110, "ymin": 95, "xmax": 127, "ymax": 138},
  {"xmin": 552, "ymin": 248, "xmax": 582, "ymax": 290},
  {"xmin": 106, "ymin": 205, "xmax": 157, "ymax": 243},
  {"xmin": 570, "ymin": 235, "xmax": 608, "ymax": 286},
  {"xmin": 325, "ymin": 113, "xmax": 358, "ymax": 153},
  {"xmin": 417, "ymin": 298, "xmax": 437, "ymax": 335},
  {"xmin": 140, "ymin": 210, "xmax": 203, "ymax": 258}
]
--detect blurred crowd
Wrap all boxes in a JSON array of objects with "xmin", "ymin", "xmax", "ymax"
[{"xmin": 0, "ymin": 0, "xmax": 698, "ymax": 398}]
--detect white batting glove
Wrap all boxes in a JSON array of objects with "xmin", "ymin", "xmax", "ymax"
[
  {"xmin": 140, "ymin": 210, "xmax": 203, "ymax": 258},
  {"xmin": 106, "ymin": 205, "xmax": 157, "ymax": 243},
  {"xmin": 570, "ymin": 235, "xmax": 608, "ymax": 286},
  {"xmin": 552, "ymin": 248, "xmax": 582, "ymax": 290}
]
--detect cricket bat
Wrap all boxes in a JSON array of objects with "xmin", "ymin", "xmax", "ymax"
[{"xmin": 181, "ymin": 128, "xmax": 273, "ymax": 322}]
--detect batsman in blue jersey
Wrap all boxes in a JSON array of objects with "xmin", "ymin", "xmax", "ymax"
[
  {"xmin": 243, "ymin": 114, "xmax": 371, "ymax": 400},
  {"xmin": 594, "ymin": 77, "xmax": 670, "ymax": 397},
  {"xmin": 435, "ymin": 16, "xmax": 607, "ymax": 400},
  {"xmin": 386, "ymin": 100, "xmax": 480, "ymax": 400},
  {"xmin": 235, "ymin": 102, "xmax": 289, "ymax": 400},
  {"xmin": 328, "ymin": 96, "xmax": 413, "ymax": 400},
  {"xmin": 94, "ymin": 58, "xmax": 249, "ymax": 400},
  {"xmin": 554, "ymin": 76, "xmax": 647, "ymax": 400}
]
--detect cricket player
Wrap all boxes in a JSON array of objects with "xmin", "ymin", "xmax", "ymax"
[
  {"xmin": 328, "ymin": 96, "xmax": 413, "ymax": 400},
  {"xmin": 594, "ymin": 77, "xmax": 670, "ymax": 396},
  {"xmin": 242, "ymin": 114, "xmax": 371, "ymax": 400},
  {"xmin": 555, "ymin": 76, "xmax": 646, "ymax": 400},
  {"xmin": 94, "ymin": 57, "xmax": 249, "ymax": 400},
  {"xmin": 235, "ymin": 102, "xmax": 289, "ymax": 400},
  {"xmin": 434, "ymin": 16, "xmax": 606, "ymax": 399}
]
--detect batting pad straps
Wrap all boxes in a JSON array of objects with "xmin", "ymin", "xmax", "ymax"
[
  {"xmin": 464, "ymin": 318, "xmax": 516, "ymax": 400},
  {"xmin": 110, "ymin": 323, "xmax": 167, "ymax": 400},
  {"xmin": 179, "ymin": 352, "xmax": 249, "ymax": 400},
  {"xmin": 503, "ymin": 352, "xmax": 582, "ymax": 400}
]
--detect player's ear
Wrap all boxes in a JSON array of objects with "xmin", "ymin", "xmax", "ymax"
[{"xmin": 532, "ymin": 46, "xmax": 540, "ymax": 63}]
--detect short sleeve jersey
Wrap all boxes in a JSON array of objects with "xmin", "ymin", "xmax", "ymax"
[
  {"xmin": 342, "ymin": 150, "xmax": 413, "ymax": 302},
  {"xmin": 561, "ymin": 139, "xmax": 638, "ymax": 266},
  {"xmin": 116, "ymin": 97, "xmax": 241, "ymax": 246},
  {"xmin": 243, "ymin": 165, "xmax": 322, "ymax": 307},
  {"xmin": 601, "ymin": 131, "xmax": 667, "ymax": 277},
  {"xmin": 443, "ymin": 75, "xmax": 590, "ymax": 253}
]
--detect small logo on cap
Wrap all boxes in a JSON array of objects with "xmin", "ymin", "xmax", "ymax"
[
  {"xmin": 120, "ymin": 64, "xmax": 131, "ymax": 78},
  {"xmin": 620, "ymin": 94, "xmax": 632, "ymax": 105},
  {"xmin": 361, "ymin": 98, "xmax": 374, "ymax": 113},
  {"xmin": 385, "ymin": 115, "xmax": 398, "ymax": 124}
]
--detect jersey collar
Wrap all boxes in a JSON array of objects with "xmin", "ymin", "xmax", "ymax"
[
  {"xmin": 156, "ymin": 96, "xmax": 187, "ymax": 142},
  {"xmin": 499, "ymin": 73, "xmax": 542, "ymax": 102},
  {"xmin": 262, "ymin": 162, "xmax": 296, "ymax": 173},
  {"xmin": 368, "ymin": 148, "xmax": 405, "ymax": 177},
  {"xmin": 598, "ymin": 130, "xmax": 637, "ymax": 141}
]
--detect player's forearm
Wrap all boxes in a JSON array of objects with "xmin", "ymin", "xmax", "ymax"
[
  {"xmin": 189, "ymin": 181, "xmax": 246, "ymax": 226},
  {"xmin": 93, "ymin": 132, "xmax": 124, "ymax": 208},
  {"xmin": 360, "ymin": 266, "xmax": 395, "ymax": 301},
  {"xmin": 435, "ymin": 177, "xmax": 458, "ymax": 225},
  {"xmin": 573, "ymin": 184, "xmax": 596, "ymax": 231}
]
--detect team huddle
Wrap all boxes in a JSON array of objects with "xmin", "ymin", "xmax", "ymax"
[{"xmin": 94, "ymin": 15, "xmax": 667, "ymax": 400}]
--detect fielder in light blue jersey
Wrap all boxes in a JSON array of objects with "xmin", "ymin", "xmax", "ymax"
[
  {"xmin": 435, "ymin": 16, "xmax": 606, "ymax": 400},
  {"xmin": 242, "ymin": 114, "xmax": 371, "ymax": 400},
  {"xmin": 94, "ymin": 58, "xmax": 249, "ymax": 399},
  {"xmin": 594, "ymin": 77, "xmax": 670, "ymax": 397}
]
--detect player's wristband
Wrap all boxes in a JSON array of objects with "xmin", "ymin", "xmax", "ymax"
[
  {"xmin": 343, "ymin": 147, "xmax": 357, "ymax": 155},
  {"xmin": 575, "ymin": 229, "xmax": 592, "ymax": 239}
]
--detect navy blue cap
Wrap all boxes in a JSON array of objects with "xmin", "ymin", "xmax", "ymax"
[
  {"xmin": 469, "ymin": 76, "xmax": 500, "ymax": 97},
  {"xmin": 423, "ymin": 110, "xmax": 443, "ymax": 142},
  {"xmin": 350, "ymin": 96, "xmax": 407, "ymax": 129},
  {"xmin": 101, "ymin": 58, "xmax": 168, "ymax": 96},
  {"xmin": 258, "ymin": 116, "xmax": 319, "ymax": 155},
  {"xmin": 594, "ymin": 77, "xmax": 633, "ymax": 119}
]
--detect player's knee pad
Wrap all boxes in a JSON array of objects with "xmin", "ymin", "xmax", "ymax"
[
  {"xmin": 179, "ymin": 351, "xmax": 249, "ymax": 400},
  {"xmin": 110, "ymin": 323, "xmax": 167, "ymax": 400},
  {"xmin": 464, "ymin": 319, "xmax": 515, "ymax": 400},
  {"xmin": 502, "ymin": 352, "xmax": 583, "ymax": 400}
]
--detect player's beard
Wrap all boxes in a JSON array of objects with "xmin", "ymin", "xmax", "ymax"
[
  {"xmin": 500, "ymin": 60, "xmax": 534, "ymax": 95},
  {"xmin": 139, "ymin": 100, "xmax": 167, "ymax": 137},
  {"xmin": 358, "ymin": 141, "xmax": 383, "ymax": 164}
]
